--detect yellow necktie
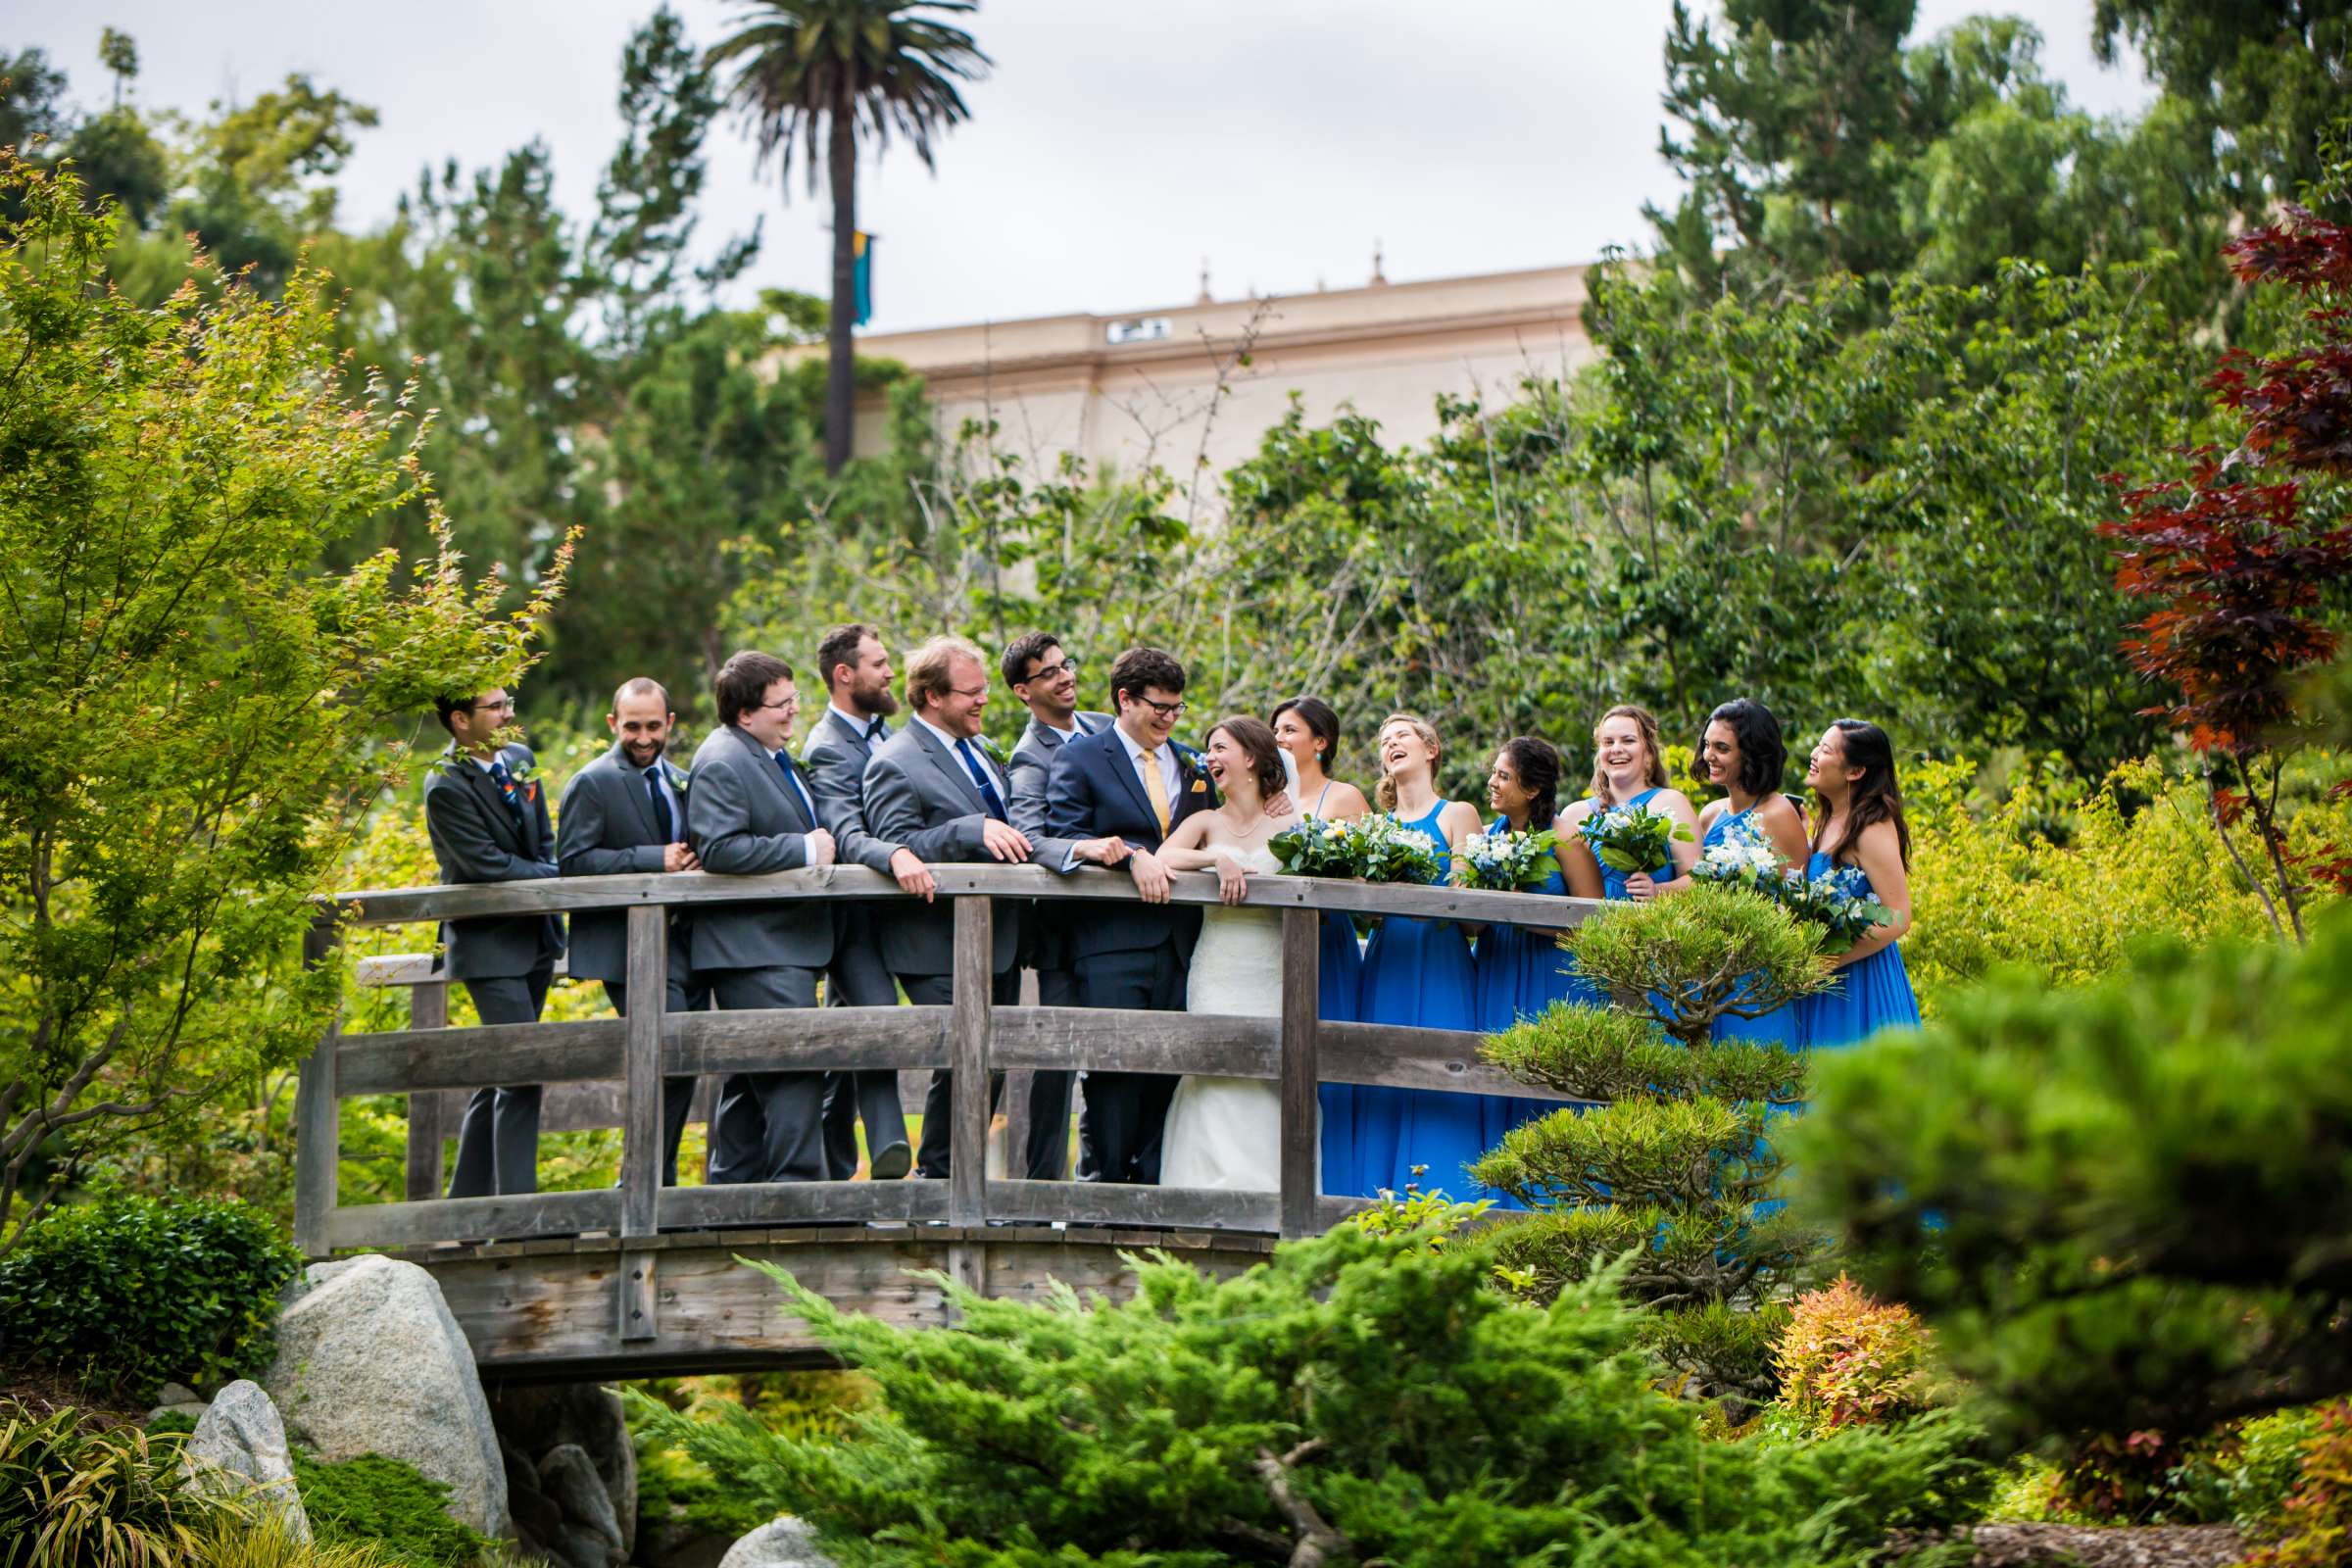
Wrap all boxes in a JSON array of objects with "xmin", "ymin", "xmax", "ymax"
[{"xmin": 1139, "ymin": 745, "xmax": 1172, "ymax": 835}]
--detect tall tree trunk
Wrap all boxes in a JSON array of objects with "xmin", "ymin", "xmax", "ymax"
[{"xmin": 824, "ymin": 82, "xmax": 858, "ymax": 476}]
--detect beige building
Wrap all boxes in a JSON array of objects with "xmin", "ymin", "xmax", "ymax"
[{"xmin": 789, "ymin": 261, "xmax": 1599, "ymax": 493}]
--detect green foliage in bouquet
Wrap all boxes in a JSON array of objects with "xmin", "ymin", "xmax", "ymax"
[
  {"xmin": 1786, "ymin": 906, "xmax": 2352, "ymax": 1448},
  {"xmin": 625, "ymin": 1216, "xmax": 1990, "ymax": 1567},
  {"xmin": 1266, "ymin": 814, "xmax": 1360, "ymax": 879},
  {"xmin": 1477, "ymin": 884, "xmax": 1835, "ymax": 1403}
]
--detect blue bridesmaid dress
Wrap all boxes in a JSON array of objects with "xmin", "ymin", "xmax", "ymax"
[
  {"xmin": 1324, "ymin": 803, "xmax": 1519, "ymax": 1201},
  {"xmin": 1309, "ymin": 787, "xmax": 1367, "ymax": 1195},
  {"xmin": 1471, "ymin": 817, "xmax": 1596, "ymax": 1032},
  {"xmin": 1700, "ymin": 804, "xmax": 1805, "ymax": 1051},
  {"xmin": 1795, "ymin": 851, "xmax": 1922, "ymax": 1048},
  {"xmin": 1593, "ymin": 787, "xmax": 1674, "ymax": 901}
]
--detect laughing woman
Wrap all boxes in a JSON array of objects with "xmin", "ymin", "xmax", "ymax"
[
  {"xmin": 1556, "ymin": 705, "xmax": 1702, "ymax": 903},
  {"xmin": 1326, "ymin": 714, "xmax": 1516, "ymax": 1200},
  {"xmin": 1472, "ymin": 736, "xmax": 1602, "ymax": 1032},
  {"xmin": 1270, "ymin": 696, "xmax": 1369, "ymax": 1022},
  {"xmin": 1693, "ymin": 699, "xmax": 1809, "ymax": 1048},
  {"xmin": 1796, "ymin": 719, "xmax": 1922, "ymax": 1048}
]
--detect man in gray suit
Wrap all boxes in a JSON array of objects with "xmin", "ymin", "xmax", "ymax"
[
  {"xmin": 684, "ymin": 651, "xmax": 840, "ymax": 1185},
  {"xmin": 800, "ymin": 623, "xmax": 920, "ymax": 1182},
  {"xmin": 1000, "ymin": 631, "xmax": 1117, "ymax": 1179},
  {"xmin": 556, "ymin": 677, "xmax": 705, "ymax": 1186},
  {"xmin": 864, "ymin": 637, "xmax": 1130, "ymax": 1179},
  {"xmin": 421, "ymin": 688, "xmax": 565, "ymax": 1199}
]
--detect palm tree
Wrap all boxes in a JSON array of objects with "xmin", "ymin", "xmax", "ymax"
[{"xmin": 707, "ymin": 0, "xmax": 990, "ymax": 475}]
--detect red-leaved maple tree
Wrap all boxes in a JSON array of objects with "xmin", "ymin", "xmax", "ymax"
[{"xmin": 2102, "ymin": 193, "xmax": 2352, "ymax": 942}]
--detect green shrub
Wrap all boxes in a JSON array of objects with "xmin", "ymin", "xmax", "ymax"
[
  {"xmin": 1773, "ymin": 1275, "xmax": 1936, "ymax": 1437},
  {"xmin": 144, "ymin": 1408, "xmax": 200, "ymax": 1439},
  {"xmin": 290, "ymin": 1450, "xmax": 491, "ymax": 1568},
  {"xmin": 0, "ymin": 1399, "xmax": 234, "ymax": 1567},
  {"xmin": 624, "ymin": 1214, "xmax": 1992, "ymax": 1566},
  {"xmin": 0, "ymin": 1189, "xmax": 300, "ymax": 1400},
  {"xmin": 1788, "ymin": 905, "xmax": 2352, "ymax": 1446},
  {"xmin": 2243, "ymin": 1401, "xmax": 2352, "ymax": 1567},
  {"xmin": 2230, "ymin": 1405, "xmax": 2335, "ymax": 1538}
]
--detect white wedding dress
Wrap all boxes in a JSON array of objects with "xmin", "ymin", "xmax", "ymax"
[{"xmin": 1162, "ymin": 843, "xmax": 1304, "ymax": 1192}]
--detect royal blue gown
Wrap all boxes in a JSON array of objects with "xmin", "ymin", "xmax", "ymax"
[
  {"xmin": 1796, "ymin": 852, "xmax": 1922, "ymax": 1048},
  {"xmin": 1471, "ymin": 817, "xmax": 1595, "ymax": 1032},
  {"xmin": 1323, "ymin": 803, "xmax": 1519, "ymax": 1201},
  {"xmin": 1700, "ymin": 804, "xmax": 1805, "ymax": 1052},
  {"xmin": 1308, "ymin": 787, "xmax": 1366, "ymax": 1024},
  {"xmin": 1593, "ymin": 786, "xmax": 1674, "ymax": 901}
]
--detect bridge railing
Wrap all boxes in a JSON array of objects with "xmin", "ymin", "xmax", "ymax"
[{"xmin": 298, "ymin": 868, "xmax": 1600, "ymax": 1283}]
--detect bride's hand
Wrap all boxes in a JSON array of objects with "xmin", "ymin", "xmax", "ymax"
[{"xmin": 1215, "ymin": 853, "xmax": 1250, "ymax": 905}]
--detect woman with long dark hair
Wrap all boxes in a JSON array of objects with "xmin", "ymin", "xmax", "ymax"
[
  {"xmin": 1270, "ymin": 696, "xmax": 1368, "ymax": 1021},
  {"xmin": 1797, "ymin": 719, "xmax": 1921, "ymax": 1047},
  {"xmin": 1472, "ymin": 736, "xmax": 1602, "ymax": 1032},
  {"xmin": 1692, "ymin": 699, "xmax": 1809, "ymax": 1048}
]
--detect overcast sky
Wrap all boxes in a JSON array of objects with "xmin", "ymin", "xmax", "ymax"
[{"xmin": 20, "ymin": 1, "xmax": 2155, "ymax": 333}]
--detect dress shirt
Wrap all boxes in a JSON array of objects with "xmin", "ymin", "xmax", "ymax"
[
  {"xmin": 644, "ymin": 760, "xmax": 684, "ymax": 841},
  {"xmin": 771, "ymin": 749, "xmax": 819, "ymax": 823},
  {"xmin": 829, "ymin": 704, "xmax": 887, "ymax": 744},
  {"xmin": 1113, "ymin": 721, "xmax": 1182, "ymax": 808},
  {"xmin": 912, "ymin": 713, "xmax": 1007, "ymax": 798}
]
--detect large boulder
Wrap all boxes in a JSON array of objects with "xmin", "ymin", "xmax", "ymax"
[
  {"xmin": 487, "ymin": 1383, "xmax": 636, "ymax": 1554},
  {"xmin": 186, "ymin": 1380, "xmax": 309, "ymax": 1543},
  {"xmin": 717, "ymin": 1518, "xmax": 838, "ymax": 1568},
  {"xmin": 263, "ymin": 1254, "xmax": 509, "ymax": 1537}
]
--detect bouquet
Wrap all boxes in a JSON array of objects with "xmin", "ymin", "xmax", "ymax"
[
  {"xmin": 1451, "ymin": 826, "xmax": 1559, "ymax": 892},
  {"xmin": 1351, "ymin": 812, "xmax": 1444, "ymax": 885},
  {"xmin": 1269, "ymin": 814, "xmax": 1362, "ymax": 878},
  {"xmin": 1578, "ymin": 801, "xmax": 1693, "ymax": 875},
  {"xmin": 1780, "ymin": 862, "xmax": 1894, "ymax": 952},
  {"xmin": 1689, "ymin": 816, "xmax": 1788, "ymax": 896}
]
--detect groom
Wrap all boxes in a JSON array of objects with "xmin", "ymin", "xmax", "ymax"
[{"xmin": 1042, "ymin": 646, "xmax": 1219, "ymax": 1185}]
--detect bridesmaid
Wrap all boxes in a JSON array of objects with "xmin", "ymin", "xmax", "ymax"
[
  {"xmin": 1472, "ymin": 736, "xmax": 1603, "ymax": 1033},
  {"xmin": 1692, "ymin": 699, "xmax": 1809, "ymax": 1048},
  {"xmin": 1270, "ymin": 696, "xmax": 1369, "ymax": 1022},
  {"xmin": 1329, "ymin": 714, "xmax": 1515, "ymax": 1201},
  {"xmin": 1797, "ymin": 719, "xmax": 1921, "ymax": 1047},
  {"xmin": 1555, "ymin": 705, "xmax": 1702, "ymax": 903}
]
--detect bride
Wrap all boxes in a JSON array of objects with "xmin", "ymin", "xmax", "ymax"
[{"xmin": 1155, "ymin": 715, "xmax": 1301, "ymax": 1192}]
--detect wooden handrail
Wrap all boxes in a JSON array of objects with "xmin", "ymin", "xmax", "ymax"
[
  {"xmin": 324, "ymin": 862, "xmax": 1602, "ymax": 928},
  {"xmin": 297, "ymin": 867, "xmax": 1598, "ymax": 1270}
]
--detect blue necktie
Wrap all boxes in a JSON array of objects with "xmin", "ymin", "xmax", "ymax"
[
  {"xmin": 487, "ymin": 760, "xmax": 528, "ymax": 828},
  {"xmin": 956, "ymin": 737, "xmax": 1008, "ymax": 822},
  {"xmin": 772, "ymin": 750, "xmax": 817, "ymax": 824},
  {"xmin": 645, "ymin": 766, "xmax": 679, "ymax": 842}
]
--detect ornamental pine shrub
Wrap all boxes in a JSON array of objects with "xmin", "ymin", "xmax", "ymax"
[
  {"xmin": 630, "ymin": 1204, "xmax": 1991, "ymax": 1566},
  {"xmin": 0, "ymin": 1189, "xmax": 300, "ymax": 1400},
  {"xmin": 1773, "ymin": 1275, "xmax": 1936, "ymax": 1437},
  {"xmin": 1474, "ymin": 882, "xmax": 1829, "ymax": 1403},
  {"xmin": 1787, "ymin": 904, "xmax": 2352, "ymax": 1448}
]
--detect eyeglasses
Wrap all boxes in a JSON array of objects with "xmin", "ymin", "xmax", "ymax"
[
  {"xmin": 1027, "ymin": 657, "xmax": 1078, "ymax": 682},
  {"xmin": 755, "ymin": 696, "xmax": 802, "ymax": 715},
  {"xmin": 1131, "ymin": 695, "xmax": 1187, "ymax": 719},
  {"xmin": 948, "ymin": 684, "xmax": 988, "ymax": 701},
  {"xmin": 470, "ymin": 697, "xmax": 514, "ymax": 714}
]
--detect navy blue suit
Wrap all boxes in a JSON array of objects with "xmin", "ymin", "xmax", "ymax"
[{"xmin": 1042, "ymin": 723, "xmax": 1219, "ymax": 1184}]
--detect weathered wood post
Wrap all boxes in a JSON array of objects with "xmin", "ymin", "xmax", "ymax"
[
  {"xmin": 293, "ymin": 907, "xmax": 343, "ymax": 1258},
  {"xmin": 618, "ymin": 903, "xmax": 667, "ymax": 1342},
  {"xmin": 948, "ymin": 895, "xmax": 993, "ymax": 1231},
  {"xmin": 1278, "ymin": 906, "xmax": 1321, "ymax": 1240},
  {"xmin": 403, "ymin": 980, "xmax": 449, "ymax": 1201}
]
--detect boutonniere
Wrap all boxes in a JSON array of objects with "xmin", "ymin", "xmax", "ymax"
[
  {"xmin": 668, "ymin": 765, "xmax": 691, "ymax": 796},
  {"xmin": 1190, "ymin": 777, "xmax": 1208, "ymax": 795}
]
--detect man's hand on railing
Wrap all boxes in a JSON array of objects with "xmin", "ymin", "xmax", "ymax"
[
  {"xmin": 1072, "ymin": 836, "xmax": 1132, "ymax": 867},
  {"xmin": 890, "ymin": 847, "xmax": 938, "ymax": 902},
  {"xmin": 806, "ymin": 828, "xmax": 838, "ymax": 868},
  {"xmin": 980, "ymin": 819, "xmax": 1033, "ymax": 863},
  {"xmin": 1264, "ymin": 789, "xmax": 1298, "ymax": 820},
  {"xmin": 1129, "ymin": 847, "xmax": 1172, "ymax": 904},
  {"xmin": 662, "ymin": 843, "xmax": 702, "ymax": 873}
]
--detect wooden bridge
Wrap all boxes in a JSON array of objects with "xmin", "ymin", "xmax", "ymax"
[{"xmin": 298, "ymin": 868, "xmax": 1597, "ymax": 1381}]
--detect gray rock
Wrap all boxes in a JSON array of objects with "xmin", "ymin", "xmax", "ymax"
[
  {"xmin": 537, "ymin": 1443, "xmax": 624, "ymax": 1568},
  {"xmin": 186, "ymin": 1380, "xmax": 309, "ymax": 1543},
  {"xmin": 263, "ymin": 1254, "xmax": 509, "ymax": 1537},
  {"xmin": 717, "ymin": 1517, "xmax": 838, "ymax": 1568},
  {"xmin": 146, "ymin": 1400, "xmax": 211, "ymax": 1425},
  {"xmin": 488, "ymin": 1383, "xmax": 636, "ymax": 1554},
  {"xmin": 155, "ymin": 1382, "xmax": 200, "ymax": 1406}
]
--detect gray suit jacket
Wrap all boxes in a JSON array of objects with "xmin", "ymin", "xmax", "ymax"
[
  {"xmin": 683, "ymin": 722, "xmax": 838, "ymax": 972},
  {"xmin": 800, "ymin": 709, "xmax": 900, "ymax": 874},
  {"xmin": 1006, "ymin": 711, "xmax": 1111, "ymax": 972},
  {"xmin": 420, "ymin": 742, "xmax": 564, "ymax": 981},
  {"xmin": 557, "ymin": 743, "xmax": 691, "ymax": 984},
  {"xmin": 861, "ymin": 723, "xmax": 1022, "ymax": 976}
]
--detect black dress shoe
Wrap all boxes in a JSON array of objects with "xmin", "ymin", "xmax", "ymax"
[{"xmin": 869, "ymin": 1140, "xmax": 913, "ymax": 1181}]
